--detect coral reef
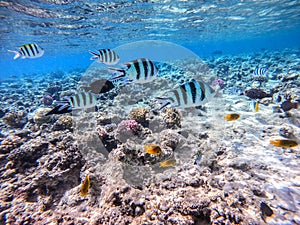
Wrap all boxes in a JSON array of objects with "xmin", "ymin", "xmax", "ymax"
[
  {"xmin": 162, "ymin": 108, "xmax": 182, "ymax": 129},
  {"xmin": 33, "ymin": 108, "xmax": 53, "ymax": 125},
  {"xmin": 115, "ymin": 120, "xmax": 142, "ymax": 143},
  {"xmin": 45, "ymin": 81, "xmax": 62, "ymax": 100},
  {"xmin": 128, "ymin": 107, "xmax": 149, "ymax": 127},
  {"xmin": 2, "ymin": 111, "xmax": 27, "ymax": 128},
  {"xmin": 0, "ymin": 135, "xmax": 23, "ymax": 153},
  {"xmin": 41, "ymin": 94, "xmax": 54, "ymax": 106},
  {"xmin": 52, "ymin": 115, "xmax": 74, "ymax": 131},
  {"xmin": 0, "ymin": 49, "xmax": 300, "ymax": 225}
]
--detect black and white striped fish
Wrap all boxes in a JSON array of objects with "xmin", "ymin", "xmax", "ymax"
[
  {"xmin": 89, "ymin": 49, "xmax": 120, "ymax": 65},
  {"xmin": 8, "ymin": 43, "xmax": 44, "ymax": 60},
  {"xmin": 156, "ymin": 80, "xmax": 215, "ymax": 110},
  {"xmin": 109, "ymin": 58, "xmax": 158, "ymax": 84},
  {"xmin": 46, "ymin": 92, "xmax": 97, "ymax": 116},
  {"xmin": 253, "ymin": 67, "xmax": 268, "ymax": 77}
]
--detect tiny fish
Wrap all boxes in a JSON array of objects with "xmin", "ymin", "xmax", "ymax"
[
  {"xmin": 89, "ymin": 49, "xmax": 120, "ymax": 65},
  {"xmin": 224, "ymin": 113, "xmax": 240, "ymax": 121},
  {"xmin": 253, "ymin": 67, "xmax": 268, "ymax": 77},
  {"xmin": 156, "ymin": 80, "xmax": 215, "ymax": 110},
  {"xmin": 281, "ymin": 100, "xmax": 298, "ymax": 112},
  {"xmin": 250, "ymin": 100, "xmax": 259, "ymax": 112},
  {"xmin": 194, "ymin": 150, "xmax": 202, "ymax": 166},
  {"xmin": 260, "ymin": 202, "xmax": 273, "ymax": 222},
  {"xmin": 144, "ymin": 144, "xmax": 162, "ymax": 155},
  {"xmin": 109, "ymin": 58, "xmax": 158, "ymax": 84},
  {"xmin": 159, "ymin": 158, "xmax": 176, "ymax": 168},
  {"xmin": 269, "ymin": 139, "xmax": 298, "ymax": 148},
  {"xmin": 46, "ymin": 92, "xmax": 97, "ymax": 116},
  {"xmin": 80, "ymin": 173, "xmax": 90, "ymax": 197},
  {"xmin": 254, "ymin": 101, "xmax": 259, "ymax": 112},
  {"xmin": 244, "ymin": 88, "xmax": 272, "ymax": 100},
  {"xmin": 8, "ymin": 43, "xmax": 44, "ymax": 60}
]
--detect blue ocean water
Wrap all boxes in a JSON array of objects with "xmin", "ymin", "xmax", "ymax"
[{"xmin": 0, "ymin": 0, "xmax": 300, "ymax": 78}]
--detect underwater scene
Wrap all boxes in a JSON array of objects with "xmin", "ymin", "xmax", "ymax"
[{"xmin": 0, "ymin": 1, "xmax": 300, "ymax": 225}]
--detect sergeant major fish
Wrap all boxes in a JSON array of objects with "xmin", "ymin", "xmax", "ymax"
[
  {"xmin": 253, "ymin": 67, "xmax": 268, "ymax": 78},
  {"xmin": 109, "ymin": 58, "xmax": 158, "ymax": 84},
  {"xmin": 156, "ymin": 80, "xmax": 216, "ymax": 110},
  {"xmin": 8, "ymin": 43, "xmax": 44, "ymax": 60},
  {"xmin": 46, "ymin": 92, "xmax": 97, "ymax": 116},
  {"xmin": 89, "ymin": 49, "xmax": 120, "ymax": 65}
]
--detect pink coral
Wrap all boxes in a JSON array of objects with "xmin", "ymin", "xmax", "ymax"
[
  {"xmin": 41, "ymin": 95, "xmax": 54, "ymax": 106},
  {"xmin": 211, "ymin": 78, "xmax": 224, "ymax": 88},
  {"xmin": 117, "ymin": 120, "xmax": 140, "ymax": 135}
]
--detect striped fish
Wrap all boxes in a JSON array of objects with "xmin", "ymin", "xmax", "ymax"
[
  {"xmin": 109, "ymin": 58, "xmax": 158, "ymax": 84},
  {"xmin": 253, "ymin": 67, "xmax": 268, "ymax": 77},
  {"xmin": 156, "ymin": 80, "xmax": 215, "ymax": 110},
  {"xmin": 46, "ymin": 92, "xmax": 97, "ymax": 116},
  {"xmin": 69, "ymin": 92, "xmax": 97, "ymax": 110},
  {"xmin": 8, "ymin": 43, "xmax": 44, "ymax": 60},
  {"xmin": 89, "ymin": 49, "xmax": 120, "ymax": 65}
]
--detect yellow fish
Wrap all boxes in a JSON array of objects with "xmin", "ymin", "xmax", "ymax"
[
  {"xmin": 224, "ymin": 113, "xmax": 240, "ymax": 121},
  {"xmin": 80, "ymin": 173, "xmax": 90, "ymax": 197},
  {"xmin": 270, "ymin": 139, "xmax": 298, "ymax": 148},
  {"xmin": 144, "ymin": 144, "xmax": 162, "ymax": 155},
  {"xmin": 254, "ymin": 101, "xmax": 259, "ymax": 112},
  {"xmin": 159, "ymin": 158, "xmax": 176, "ymax": 168}
]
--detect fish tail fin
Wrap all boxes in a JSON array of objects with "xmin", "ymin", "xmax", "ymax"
[
  {"xmin": 45, "ymin": 104, "xmax": 72, "ymax": 116},
  {"xmin": 108, "ymin": 67, "xmax": 126, "ymax": 80},
  {"xmin": 8, "ymin": 50, "xmax": 21, "ymax": 60},
  {"xmin": 155, "ymin": 97, "xmax": 171, "ymax": 110},
  {"xmin": 294, "ymin": 102, "xmax": 298, "ymax": 109},
  {"xmin": 88, "ymin": 50, "xmax": 99, "ymax": 60},
  {"xmin": 269, "ymin": 140, "xmax": 279, "ymax": 146}
]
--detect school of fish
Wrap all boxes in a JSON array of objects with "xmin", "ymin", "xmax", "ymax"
[{"xmin": 8, "ymin": 44, "xmax": 299, "ymax": 201}]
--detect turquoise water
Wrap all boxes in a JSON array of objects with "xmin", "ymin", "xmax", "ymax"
[{"xmin": 1, "ymin": 0, "xmax": 300, "ymax": 77}]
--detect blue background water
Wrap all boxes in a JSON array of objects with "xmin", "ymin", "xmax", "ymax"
[{"xmin": 0, "ymin": 0, "xmax": 300, "ymax": 78}]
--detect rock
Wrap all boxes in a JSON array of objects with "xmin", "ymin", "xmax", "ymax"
[
  {"xmin": 52, "ymin": 115, "xmax": 73, "ymax": 131},
  {"xmin": 33, "ymin": 108, "xmax": 53, "ymax": 125},
  {"xmin": 2, "ymin": 111, "xmax": 27, "ymax": 128}
]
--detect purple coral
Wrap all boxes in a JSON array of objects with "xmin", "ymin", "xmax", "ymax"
[
  {"xmin": 117, "ymin": 120, "xmax": 140, "ymax": 135},
  {"xmin": 211, "ymin": 78, "xmax": 224, "ymax": 88},
  {"xmin": 41, "ymin": 95, "xmax": 54, "ymax": 106}
]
